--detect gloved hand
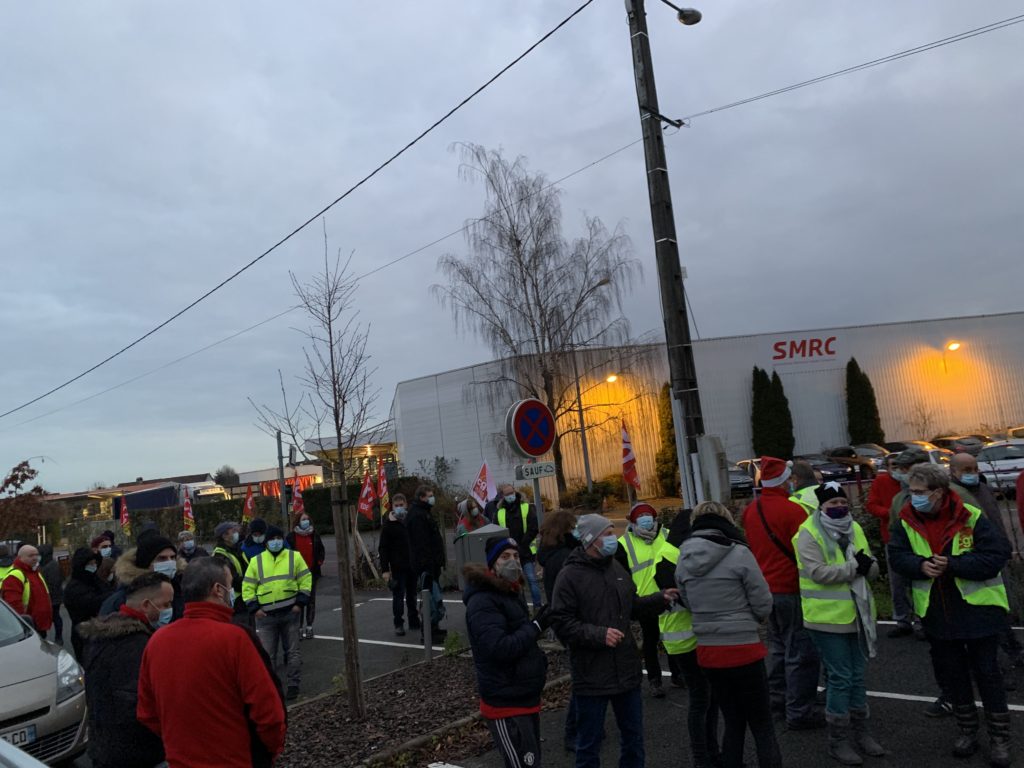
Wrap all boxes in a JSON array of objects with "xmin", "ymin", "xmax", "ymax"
[
  {"xmin": 532, "ymin": 604, "xmax": 553, "ymax": 632},
  {"xmin": 853, "ymin": 550, "xmax": 874, "ymax": 577}
]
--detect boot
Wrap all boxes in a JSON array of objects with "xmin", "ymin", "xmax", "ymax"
[
  {"xmin": 850, "ymin": 708, "xmax": 887, "ymax": 757},
  {"xmin": 827, "ymin": 716, "xmax": 864, "ymax": 766},
  {"xmin": 986, "ymin": 711, "xmax": 1012, "ymax": 768},
  {"xmin": 952, "ymin": 704, "xmax": 980, "ymax": 758}
]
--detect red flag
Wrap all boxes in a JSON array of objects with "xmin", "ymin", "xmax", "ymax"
[
  {"xmin": 357, "ymin": 470, "xmax": 377, "ymax": 521},
  {"xmin": 292, "ymin": 475, "xmax": 305, "ymax": 516},
  {"xmin": 241, "ymin": 485, "xmax": 255, "ymax": 524},
  {"xmin": 377, "ymin": 462, "xmax": 390, "ymax": 514},
  {"xmin": 120, "ymin": 494, "xmax": 132, "ymax": 537},
  {"xmin": 470, "ymin": 461, "xmax": 495, "ymax": 508},
  {"xmin": 183, "ymin": 488, "xmax": 196, "ymax": 532},
  {"xmin": 622, "ymin": 421, "xmax": 641, "ymax": 491}
]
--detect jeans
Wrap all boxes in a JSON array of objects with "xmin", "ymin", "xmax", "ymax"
[
  {"xmin": 928, "ymin": 635, "xmax": 1008, "ymax": 713},
  {"xmin": 888, "ymin": 568, "xmax": 914, "ymax": 625},
  {"xmin": 638, "ymin": 613, "xmax": 662, "ymax": 685},
  {"xmin": 669, "ymin": 651, "xmax": 720, "ymax": 764},
  {"xmin": 704, "ymin": 661, "xmax": 782, "ymax": 768},
  {"xmin": 808, "ymin": 630, "xmax": 867, "ymax": 717},
  {"xmin": 391, "ymin": 569, "xmax": 419, "ymax": 628},
  {"xmin": 522, "ymin": 560, "xmax": 543, "ymax": 609},
  {"xmin": 766, "ymin": 593, "xmax": 819, "ymax": 721},
  {"xmin": 575, "ymin": 688, "xmax": 644, "ymax": 768},
  {"xmin": 256, "ymin": 609, "xmax": 302, "ymax": 689}
]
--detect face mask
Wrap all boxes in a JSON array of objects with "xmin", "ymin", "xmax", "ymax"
[
  {"xmin": 253, "ymin": 534, "xmax": 265, "ymax": 544},
  {"xmin": 426, "ymin": 495, "xmax": 436, "ymax": 506},
  {"xmin": 220, "ymin": 585, "xmax": 235, "ymax": 608},
  {"xmin": 84, "ymin": 563, "xmax": 98, "ymax": 574},
  {"xmin": 495, "ymin": 558, "xmax": 522, "ymax": 583},
  {"xmin": 635, "ymin": 515, "xmax": 655, "ymax": 531},
  {"xmin": 267, "ymin": 539, "xmax": 285, "ymax": 554},
  {"xmin": 787, "ymin": 481, "xmax": 796, "ymax": 493},
  {"xmin": 911, "ymin": 494, "xmax": 934, "ymax": 513},
  {"xmin": 470, "ymin": 508, "xmax": 479, "ymax": 517},
  {"xmin": 156, "ymin": 607, "xmax": 173, "ymax": 627},
  {"xmin": 393, "ymin": 506, "xmax": 407, "ymax": 518},
  {"xmin": 598, "ymin": 536, "xmax": 619, "ymax": 557},
  {"xmin": 959, "ymin": 473, "xmax": 979, "ymax": 486},
  {"xmin": 182, "ymin": 540, "xmax": 196, "ymax": 553},
  {"xmin": 229, "ymin": 532, "xmax": 239, "ymax": 545},
  {"xmin": 823, "ymin": 505, "xmax": 850, "ymax": 520},
  {"xmin": 572, "ymin": 528, "xmax": 581, "ymax": 540},
  {"xmin": 504, "ymin": 494, "xmax": 517, "ymax": 505},
  {"xmin": 99, "ymin": 547, "xmax": 112, "ymax": 558},
  {"xmin": 153, "ymin": 560, "xmax": 177, "ymax": 578},
  {"xmin": 299, "ymin": 519, "xmax": 311, "ymax": 530},
  {"xmin": 891, "ymin": 471, "xmax": 908, "ymax": 485}
]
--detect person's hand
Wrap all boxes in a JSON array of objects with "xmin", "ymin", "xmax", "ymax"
[
  {"xmin": 382, "ymin": 571, "xmax": 391, "ymax": 582},
  {"xmin": 853, "ymin": 550, "xmax": 874, "ymax": 577},
  {"xmin": 932, "ymin": 555, "xmax": 949, "ymax": 572},
  {"xmin": 532, "ymin": 605, "xmax": 553, "ymax": 632},
  {"xmin": 604, "ymin": 627, "xmax": 625, "ymax": 647},
  {"xmin": 662, "ymin": 588, "xmax": 680, "ymax": 604},
  {"xmin": 921, "ymin": 559, "xmax": 945, "ymax": 579},
  {"xmin": 255, "ymin": 609, "xmax": 267, "ymax": 619},
  {"xmin": 292, "ymin": 605, "xmax": 301, "ymax": 614}
]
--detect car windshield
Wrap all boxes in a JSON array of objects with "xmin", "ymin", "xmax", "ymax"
[
  {"xmin": 0, "ymin": 602, "xmax": 31, "ymax": 648},
  {"xmin": 979, "ymin": 445, "xmax": 1024, "ymax": 462},
  {"xmin": 854, "ymin": 446, "xmax": 884, "ymax": 457}
]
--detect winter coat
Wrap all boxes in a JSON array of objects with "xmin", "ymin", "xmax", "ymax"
[
  {"xmin": 865, "ymin": 472, "xmax": 901, "ymax": 545},
  {"xmin": 286, "ymin": 530, "xmax": 326, "ymax": 578},
  {"xmin": 99, "ymin": 548, "xmax": 185, "ymax": 621},
  {"xmin": 378, "ymin": 517, "xmax": 412, "ymax": 573},
  {"xmin": 138, "ymin": 602, "xmax": 287, "ymax": 768},
  {"xmin": 241, "ymin": 537, "xmax": 266, "ymax": 562},
  {"xmin": 79, "ymin": 609, "xmax": 165, "ymax": 768},
  {"xmin": 406, "ymin": 500, "xmax": 446, "ymax": 578},
  {"xmin": 888, "ymin": 492, "xmax": 1010, "ymax": 640},
  {"xmin": 549, "ymin": 547, "xmax": 666, "ymax": 696},
  {"xmin": 536, "ymin": 533, "xmax": 579, "ymax": 603},
  {"xmin": 463, "ymin": 563, "xmax": 548, "ymax": 710},
  {"xmin": 494, "ymin": 495, "xmax": 539, "ymax": 563},
  {"xmin": 1, "ymin": 560, "xmax": 52, "ymax": 632},
  {"xmin": 178, "ymin": 545, "xmax": 210, "ymax": 564},
  {"xmin": 676, "ymin": 515, "xmax": 773, "ymax": 647},
  {"xmin": 951, "ymin": 479, "xmax": 1010, "ymax": 541},
  {"xmin": 64, "ymin": 550, "xmax": 110, "ymax": 626},
  {"xmin": 741, "ymin": 487, "xmax": 805, "ymax": 594},
  {"xmin": 39, "ymin": 546, "xmax": 64, "ymax": 605}
]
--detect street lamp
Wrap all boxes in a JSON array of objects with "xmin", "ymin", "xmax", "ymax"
[
  {"xmin": 606, "ymin": 374, "xmax": 619, "ymax": 383},
  {"xmin": 625, "ymin": 0, "xmax": 706, "ymax": 508},
  {"xmin": 943, "ymin": 340, "xmax": 962, "ymax": 373}
]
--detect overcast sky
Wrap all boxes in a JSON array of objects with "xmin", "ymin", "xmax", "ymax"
[{"xmin": 2, "ymin": 1, "xmax": 1022, "ymax": 492}]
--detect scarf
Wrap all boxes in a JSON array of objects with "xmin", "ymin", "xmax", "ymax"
[
  {"xmin": 631, "ymin": 522, "xmax": 658, "ymax": 543},
  {"xmin": 814, "ymin": 508, "xmax": 877, "ymax": 658},
  {"xmin": 814, "ymin": 507, "xmax": 853, "ymax": 558}
]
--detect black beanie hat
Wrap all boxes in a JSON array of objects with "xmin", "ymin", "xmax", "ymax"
[
  {"xmin": 136, "ymin": 535, "xmax": 176, "ymax": 569},
  {"xmin": 250, "ymin": 518, "xmax": 267, "ymax": 535},
  {"xmin": 265, "ymin": 525, "xmax": 285, "ymax": 540},
  {"xmin": 814, "ymin": 481, "xmax": 849, "ymax": 507},
  {"xmin": 484, "ymin": 536, "xmax": 518, "ymax": 568}
]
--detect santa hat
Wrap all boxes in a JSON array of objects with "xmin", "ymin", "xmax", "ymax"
[
  {"xmin": 628, "ymin": 502, "xmax": 658, "ymax": 523},
  {"xmin": 759, "ymin": 456, "xmax": 792, "ymax": 488}
]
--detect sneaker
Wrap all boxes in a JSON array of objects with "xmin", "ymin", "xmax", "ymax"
[
  {"xmin": 650, "ymin": 682, "xmax": 665, "ymax": 699},
  {"xmin": 286, "ymin": 686, "xmax": 299, "ymax": 701},
  {"xmin": 670, "ymin": 674, "xmax": 686, "ymax": 689},
  {"xmin": 786, "ymin": 712, "xmax": 826, "ymax": 730},
  {"xmin": 395, "ymin": 626, "xmax": 406, "ymax": 636},
  {"xmin": 923, "ymin": 697, "xmax": 953, "ymax": 718},
  {"xmin": 887, "ymin": 623, "xmax": 913, "ymax": 639}
]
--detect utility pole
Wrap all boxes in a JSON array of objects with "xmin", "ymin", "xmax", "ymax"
[
  {"xmin": 625, "ymin": 0, "xmax": 706, "ymax": 507},
  {"xmin": 571, "ymin": 347, "xmax": 594, "ymax": 493},
  {"xmin": 276, "ymin": 430, "xmax": 288, "ymax": 529}
]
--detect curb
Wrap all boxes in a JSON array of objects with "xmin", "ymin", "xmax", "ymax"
[
  {"xmin": 352, "ymin": 672, "xmax": 572, "ymax": 768},
  {"xmin": 287, "ymin": 656, "xmax": 437, "ymax": 713}
]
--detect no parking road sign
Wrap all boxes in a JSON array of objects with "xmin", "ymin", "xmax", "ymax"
[{"xmin": 506, "ymin": 398, "xmax": 556, "ymax": 459}]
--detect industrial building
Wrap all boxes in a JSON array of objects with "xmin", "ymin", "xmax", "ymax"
[{"xmin": 390, "ymin": 310, "xmax": 1024, "ymax": 502}]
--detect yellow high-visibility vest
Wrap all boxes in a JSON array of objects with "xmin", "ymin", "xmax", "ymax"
[
  {"xmin": 793, "ymin": 519, "xmax": 875, "ymax": 626},
  {"xmin": 657, "ymin": 543, "xmax": 696, "ymax": 654},
  {"xmin": 497, "ymin": 503, "xmax": 538, "ymax": 555},
  {"xmin": 242, "ymin": 549, "xmax": 312, "ymax": 612},
  {"xmin": 788, "ymin": 486, "xmax": 817, "ymax": 516},
  {"xmin": 2, "ymin": 567, "xmax": 49, "ymax": 612},
  {"xmin": 617, "ymin": 528, "xmax": 667, "ymax": 597}
]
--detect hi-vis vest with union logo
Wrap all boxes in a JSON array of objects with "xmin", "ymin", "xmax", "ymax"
[
  {"xmin": 793, "ymin": 519, "xmax": 875, "ymax": 626},
  {"xmin": 902, "ymin": 503, "xmax": 1009, "ymax": 618},
  {"xmin": 656, "ymin": 543, "xmax": 696, "ymax": 654},
  {"xmin": 618, "ymin": 527, "xmax": 667, "ymax": 597}
]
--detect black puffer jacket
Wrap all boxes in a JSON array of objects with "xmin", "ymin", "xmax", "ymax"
[
  {"xmin": 536, "ymin": 533, "xmax": 578, "ymax": 603},
  {"xmin": 550, "ymin": 547, "xmax": 666, "ymax": 696},
  {"xmin": 78, "ymin": 611, "xmax": 165, "ymax": 768},
  {"xmin": 463, "ymin": 563, "xmax": 547, "ymax": 708},
  {"xmin": 378, "ymin": 516, "xmax": 412, "ymax": 573},
  {"xmin": 407, "ymin": 500, "xmax": 446, "ymax": 579},
  {"xmin": 64, "ymin": 548, "xmax": 111, "ymax": 657}
]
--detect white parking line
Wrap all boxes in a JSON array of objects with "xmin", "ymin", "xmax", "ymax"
[
  {"xmin": 332, "ymin": 602, "xmax": 365, "ymax": 611},
  {"xmin": 862, "ymin": 689, "xmax": 1024, "ymax": 713},
  {"xmin": 367, "ymin": 597, "xmax": 464, "ymax": 605},
  {"xmin": 313, "ymin": 634, "xmax": 444, "ymax": 652}
]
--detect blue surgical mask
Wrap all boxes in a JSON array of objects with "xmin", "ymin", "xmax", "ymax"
[
  {"xmin": 571, "ymin": 528, "xmax": 581, "ymax": 540},
  {"xmin": 504, "ymin": 494, "xmax": 517, "ymax": 505},
  {"xmin": 393, "ymin": 506, "xmax": 407, "ymax": 518},
  {"xmin": 911, "ymin": 495, "xmax": 934, "ymax": 513},
  {"xmin": 959, "ymin": 473, "xmax": 979, "ymax": 487},
  {"xmin": 599, "ymin": 536, "xmax": 619, "ymax": 557},
  {"xmin": 153, "ymin": 560, "xmax": 177, "ymax": 578},
  {"xmin": 253, "ymin": 534, "xmax": 265, "ymax": 544},
  {"xmin": 157, "ymin": 607, "xmax": 173, "ymax": 627},
  {"xmin": 229, "ymin": 532, "xmax": 240, "ymax": 545},
  {"xmin": 267, "ymin": 539, "xmax": 285, "ymax": 554},
  {"xmin": 635, "ymin": 515, "xmax": 655, "ymax": 531},
  {"xmin": 299, "ymin": 519, "xmax": 311, "ymax": 530},
  {"xmin": 182, "ymin": 540, "xmax": 196, "ymax": 553},
  {"xmin": 426, "ymin": 495, "xmax": 436, "ymax": 506},
  {"xmin": 891, "ymin": 471, "xmax": 908, "ymax": 485},
  {"xmin": 99, "ymin": 546, "xmax": 112, "ymax": 559},
  {"xmin": 84, "ymin": 563, "xmax": 98, "ymax": 574}
]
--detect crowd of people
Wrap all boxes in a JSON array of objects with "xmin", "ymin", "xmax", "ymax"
[{"xmin": 462, "ymin": 454, "xmax": 1022, "ymax": 768}]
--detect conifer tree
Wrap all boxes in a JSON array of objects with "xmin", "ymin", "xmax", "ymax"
[{"xmin": 846, "ymin": 357, "xmax": 886, "ymax": 444}]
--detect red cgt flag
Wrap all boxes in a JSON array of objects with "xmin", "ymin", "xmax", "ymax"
[
  {"xmin": 119, "ymin": 494, "xmax": 132, "ymax": 537},
  {"xmin": 470, "ymin": 461, "xmax": 496, "ymax": 508},
  {"xmin": 241, "ymin": 485, "xmax": 255, "ymax": 525},
  {"xmin": 622, "ymin": 421, "xmax": 642, "ymax": 491},
  {"xmin": 183, "ymin": 488, "xmax": 196, "ymax": 532},
  {"xmin": 356, "ymin": 470, "xmax": 377, "ymax": 521},
  {"xmin": 292, "ymin": 475, "xmax": 305, "ymax": 516},
  {"xmin": 377, "ymin": 462, "xmax": 389, "ymax": 514}
]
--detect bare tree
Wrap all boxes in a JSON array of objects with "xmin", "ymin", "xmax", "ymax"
[
  {"xmin": 0, "ymin": 461, "xmax": 49, "ymax": 542},
  {"xmin": 433, "ymin": 144, "xmax": 642, "ymax": 493},
  {"xmin": 249, "ymin": 232, "xmax": 378, "ymax": 719},
  {"xmin": 213, "ymin": 465, "xmax": 239, "ymax": 487}
]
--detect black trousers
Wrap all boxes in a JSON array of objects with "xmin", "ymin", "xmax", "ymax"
[
  {"xmin": 929, "ymin": 634, "xmax": 1008, "ymax": 713},
  {"xmin": 638, "ymin": 613, "xmax": 662, "ymax": 684},
  {"xmin": 486, "ymin": 713, "xmax": 542, "ymax": 768},
  {"xmin": 391, "ymin": 569, "xmax": 419, "ymax": 628},
  {"xmin": 704, "ymin": 661, "xmax": 782, "ymax": 768},
  {"xmin": 301, "ymin": 575, "xmax": 319, "ymax": 628},
  {"xmin": 669, "ymin": 650, "xmax": 721, "ymax": 764}
]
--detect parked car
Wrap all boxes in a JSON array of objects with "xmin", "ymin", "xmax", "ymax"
[
  {"xmin": 0, "ymin": 738, "xmax": 49, "ymax": 768},
  {"xmin": 794, "ymin": 454, "xmax": 859, "ymax": 483},
  {"xmin": 1007, "ymin": 426, "xmax": 1024, "ymax": 440},
  {"xmin": 735, "ymin": 458, "xmax": 761, "ymax": 483},
  {"xmin": 926, "ymin": 448, "xmax": 954, "ymax": 466},
  {"xmin": 824, "ymin": 446, "xmax": 880, "ymax": 477},
  {"xmin": 884, "ymin": 440, "xmax": 939, "ymax": 453},
  {"xmin": 931, "ymin": 435, "xmax": 991, "ymax": 456},
  {"xmin": 727, "ymin": 464, "xmax": 755, "ymax": 497},
  {"xmin": 0, "ymin": 601, "xmax": 87, "ymax": 765},
  {"xmin": 976, "ymin": 440, "xmax": 1024, "ymax": 497}
]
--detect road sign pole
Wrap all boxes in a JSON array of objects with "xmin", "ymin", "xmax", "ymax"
[{"xmin": 532, "ymin": 476, "xmax": 544, "ymax": 526}]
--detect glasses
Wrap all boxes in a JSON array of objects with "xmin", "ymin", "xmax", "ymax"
[{"xmin": 909, "ymin": 488, "xmax": 936, "ymax": 497}]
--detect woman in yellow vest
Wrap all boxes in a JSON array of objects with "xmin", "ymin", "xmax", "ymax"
[
  {"xmin": 793, "ymin": 482, "xmax": 884, "ymax": 766},
  {"xmin": 888, "ymin": 462, "xmax": 1012, "ymax": 767}
]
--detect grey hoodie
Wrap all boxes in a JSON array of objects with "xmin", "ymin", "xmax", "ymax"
[{"xmin": 675, "ymin": 520, "xmax": 773, "ymax": 647}]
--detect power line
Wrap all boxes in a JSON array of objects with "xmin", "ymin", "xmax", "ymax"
[
  {"xmin": 680, "ymin": 13, "xmax": 1024, "ymax": 122},
  {"xmin": 0, "ymin": 0, "xmax": 596, "ymax": 421}
]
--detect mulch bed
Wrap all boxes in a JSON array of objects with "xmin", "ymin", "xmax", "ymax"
[{"xmin": 277, "ymin": 649, "xmax": 568, "ymax": 768}]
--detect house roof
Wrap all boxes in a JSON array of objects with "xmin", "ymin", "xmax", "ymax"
[{"xmin": 117, "ymin": 472, "xmax": 212, "ymax": 487}]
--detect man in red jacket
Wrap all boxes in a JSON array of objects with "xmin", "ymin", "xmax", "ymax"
[
  {"xmin": 1, "ymin": 545, "xmax": 53, "ymax": 635},
  {"xmin": 742, "ymin": 456, "xmax": 822, "ymax": 730},
  {"xmin": 865, "ymin": 454, "xmax": 901, "ymax": 546},
  {"xmin": 138, "ymin": 557, "xmax": 287, "ymax": 768}
]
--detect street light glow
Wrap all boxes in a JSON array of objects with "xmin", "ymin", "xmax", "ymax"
[
  {"xmin": 946, "ymin": 341, "xmax": 962, "ymax": 352},
  {"xmin": 606, "ymin": 374, "xmax": 618, "ymax": 383}
]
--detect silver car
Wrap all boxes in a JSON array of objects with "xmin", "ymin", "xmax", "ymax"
[{"xmin": 0, "ymin": 601, "xmax": 87, "ymax": 764}]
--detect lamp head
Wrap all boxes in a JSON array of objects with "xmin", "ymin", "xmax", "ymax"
[{"xmin": 677, "ymin": 7, "xmax": 702, "ymax": 25}]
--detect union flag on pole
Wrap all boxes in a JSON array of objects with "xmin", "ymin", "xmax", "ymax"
[
  {"xmin": 119, "ymin": 494, "xmax": 132, "ymax": 537},
  {"xmin": 622, "ymin": 421, "xmax": 641, "ymax": 491},
  {"xmin": 377, "ymin": 462, "xmax": 390, "ymax": 514},
  {"xmin": 292, "ymin": 476, "xmax": 305, "ymax": 516},
  {"xmin": 470, "ymin": 461, "xmax": 496, "ymax": 508},
  {"xmin": 183, "ymin": 488, "xmax": 196, "ymax": 532},
  {"xmin": 356, "ymin": 470, "xmax": 377, "ymax": 521},
  {"xmin": 241, "ymin": 485, "xmax": 255, "ymax": 525}
]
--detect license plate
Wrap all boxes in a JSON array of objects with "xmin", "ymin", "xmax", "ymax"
[{"xmin": 0, "ymin": 724, "xmax": 37, "ymax": 746}]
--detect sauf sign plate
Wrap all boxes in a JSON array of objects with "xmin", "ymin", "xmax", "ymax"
[{"xmin": 516, "ymin": 462, "xmax": 556, "ymax": 481}]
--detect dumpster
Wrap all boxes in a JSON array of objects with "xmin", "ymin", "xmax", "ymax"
[{"xmin": 453, "ymin": 523, "xmax": 508, "ymax": 590}]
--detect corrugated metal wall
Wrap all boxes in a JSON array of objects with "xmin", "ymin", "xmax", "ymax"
[{"xmin": 394, "ymin": 311, "xmax": 1024, "ymax": 498}]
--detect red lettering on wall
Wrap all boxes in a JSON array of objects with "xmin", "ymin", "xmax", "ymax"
[
  {"xmin": 790, "ymin": 339, "xmax": 807, "ymax": 357},
  {"xmin": 808, "ymin": 338, "xmax": 823, "ymax": 356},
  {"xmin": 824, "ymin": 336, "xmax": 836, "ymax": 355},
  {"xmin": 772, "ymin": 336, "xmax": 839, "ymax": 361},
  {"xmin": 772, "ymin": 341, "xmax": 787, "ymax": 360}
]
